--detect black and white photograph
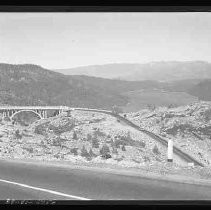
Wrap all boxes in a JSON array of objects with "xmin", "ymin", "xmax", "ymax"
[{"xmin": 0, "ymin": 6, "xmax": 211, "ymax": 203}]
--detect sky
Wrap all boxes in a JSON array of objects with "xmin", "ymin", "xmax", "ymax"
[{"xmin": 0, "ymin": 12, "xmax": 211, "ymax": 69}]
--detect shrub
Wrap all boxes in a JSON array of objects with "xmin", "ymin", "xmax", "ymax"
[
  {"xmin": 87, "ymin": 134, "xmax": 92, "ymax": 141},
  {"xmin": 168, "ymin": 104, "xmax": 177, "ymax": 109},
  {"xmin": 147, "ymin": 104, "xmax": 156, "ymax": 111},
  {"xmin": 72, "ymin": 131, "xmax": 78, "ymax": 140},
  {"xmin": 4, "ymin": 116, "xmax": 11, "ymax": 122},
  {"xmin": 89, "ymin": 148, "xmax": 97, "ymax": 158},
  {"xmin": 121, "ymin": 145, "xmax": 126, "ymax": 151},
  {"xmin": 114, "ymin": 139, "xmax": 122, "ymax": 148},
  {"xmin": 92, "ymin": 136, "xmax": 100, "ymax": 148},
  {"xmin": 204, "ymin": 109, "xmax": 211, "ymax": 122},
  {"xmin": 120, "ymin": 132, "xmax": 133, "ymax": 142},
  {"xmin": 114, "ymin": 137, "xmax": 128, "ymax": 148},
  {"xmin": 70, "ymin": 147, "xmax": 78, "ymax": 156},
  {"xmin": 114, "ymin": 156, "xmax": 124, "ymax": 162},
  {"xmin": 54, "ymin": 153, "xmax": 60, "ymax": 159},
  {"xmin": 15, "ymin": 129, "xmax": 22, "ymax": 139},
  {"xmin": 111, "ymin": 142, "xmax": 118, "ymax": 154},
  {"xmin": 112, "ymin": 105, "xmax": 123, "ymax": 114},
  {"xmin": 132, "ymin": 159, "xmax": 141, "ymax": 164},
  {"xmin": 153, "ymin": 145, "xmax": 161, "ymax": 155},
  {"xmin": 34, "ymin": 122, "xmax": 49, "ymax": 135},
  {"xmin": 143, "ymin": 156, "xmax": 150, "ymax": 162},
  {"xmin": 66, "ymin": 110, "xmax": 71, "ymax": 117},
  {"xmin": 155, "ymin": 157, "xmax": 162, "ymax": 162},
  {"xmin": 52, "ymin": 137, "xmax": 62, "ymax": 146},
  {"xmin": 81, "ymin": 145, "xmax": 90, "ymax": 158},
  {"xmin": 100, "ymin": 144, "xmax": 111, "ymax": 159},
  {"xmin": 49, "ymin": 121, "xmax": 76, "ymax": 135},
  {"xmin": 25, "ymin": 147, "xmax": 33, "ymax": 153},
  {"xmin": 94, "ymin": 129, "xmax": 105, "ymax": 137},
  {"xmin": 112, "ymin": 147, "xmax": 118, "ymax": 154},
  {"xmin": 102, "ymin": 153, "xmax": 112, "ymax": 159},
  {"xmin": 139, "ymin": 141, "xmax": 146, "ymax": 148},
  {"xmin": 34, "ymin": 126, "xmax": 44, "ymax": 135}
]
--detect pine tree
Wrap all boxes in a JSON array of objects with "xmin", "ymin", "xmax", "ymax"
[
  {"xmin": 15, "ymin": 129, "xmax": 22, "ymax": 139},
  {"xmin": 70, "ymin": 147, "xmax": 78, "ymax": 156},
  {"xmin": 89, "ymin": 148, "xmax": 97, "ymax": 157},
  {"xmin": 72, "ymin": 131, "xmax": 78, "ymax": 140},
  {"xmin": 153, "ymin": 145, "xmax": 160, "ymax": 155},
  {"xmin": 112, "ymin": 146, "xmax": 118, "ymax": 154},
  {"xmin": 92, "ymin": 136, "xmax": 99, "ymax": 148},
  {"xmin": 121, "ymin": 145, "xmax": 126, "ymax": 151},
  {"xmin": 87, "ymin": 134, "xmax": 92, "ymax": 141},
  {"xmin": 81, "ymin": 145, "xmax": 90, "ymax": 158},
  {"xmin": 100, "ymin": 144, "xmax": 111, "ymax": 159}
]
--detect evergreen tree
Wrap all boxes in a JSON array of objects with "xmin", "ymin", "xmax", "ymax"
[
  {"xmin": 81, "ymin": 145, "xmax": 90, "ymax": 158},
  {"xmin": 100, "ymin": 144, "xmax": 111, "ymax": 159},
  {"xmin": 122, "ymin": 145, "xmax": 126, "ymax": 151},
  {"xmin": 72, "ymin": 131, "xmax": 78, "ymax": 140},
  {"xmin": 92, "ymin": 136, "xmax": 99, "ymax": 148},
  {"xmin": 89, "ymin": 148, "xmax": 97, "ymax": 157},
  {"xmin": 153, "ymin": 145, "xmax": 160, "ymax": 155}
]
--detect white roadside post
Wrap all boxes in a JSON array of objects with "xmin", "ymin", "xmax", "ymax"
[{"xmin": 167, "ymin": 139, "xmax": 173, "ymax": 162}]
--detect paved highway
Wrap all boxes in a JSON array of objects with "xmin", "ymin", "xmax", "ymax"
[{"xmin": 0, "ymin": 159, "xmax": 211, "ymax": 200}]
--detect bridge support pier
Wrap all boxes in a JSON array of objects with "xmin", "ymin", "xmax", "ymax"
[
  {"xmin": 43, "ymin": 111, "xmax": 47, "ymax": 118},
  {"xmin": 3, "ymin": 111, "xmax": 7, "ymax": 118}
]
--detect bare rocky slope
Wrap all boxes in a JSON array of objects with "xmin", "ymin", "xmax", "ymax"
[
  {"xmin": 126, "ymin": 101, "xmax": 211, "ymax": 166},
  {"xmin": 1, "ymin": 110, "xmax": 167, "ymax": 166}
]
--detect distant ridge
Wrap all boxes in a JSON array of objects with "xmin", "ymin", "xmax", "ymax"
[{"xmin": 53, "ymin": 61, "xmax": 211, "ymax": 82}]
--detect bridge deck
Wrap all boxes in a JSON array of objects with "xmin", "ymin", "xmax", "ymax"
[{"xmin": 0, "ymin": 106, "xmax": 70, "ymax": 110}]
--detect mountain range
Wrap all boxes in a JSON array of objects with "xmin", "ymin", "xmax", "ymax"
[
  {"xmin": 0, "ymin": 62, "xmax": 210, "ymax": 111},
  {"xmin": 54, "ymin": 61, "xmax": 211, "ymax": 82}
]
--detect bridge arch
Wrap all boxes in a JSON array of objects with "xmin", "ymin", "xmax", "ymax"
[{"xmin": 10, "ymin": 110, "xmax": 43, "ymax": 120}]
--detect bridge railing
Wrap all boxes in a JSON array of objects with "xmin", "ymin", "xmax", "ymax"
[{"xmin": 0, "ymin": 106, "xmax": 70, "ymax": 110}]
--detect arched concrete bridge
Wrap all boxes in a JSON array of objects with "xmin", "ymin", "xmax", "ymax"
[{"xmin": 0, "ymin": 106, "xmax": 70, "ymax": 120}]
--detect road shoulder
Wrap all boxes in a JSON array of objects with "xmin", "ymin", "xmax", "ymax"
[{"xmin": 1, "ymin": 157, "xmax": 211, "ymax": 188}]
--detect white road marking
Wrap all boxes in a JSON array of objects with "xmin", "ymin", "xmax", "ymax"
[{"xmin": 0, "ymin": 178, "xmax": 90, "ymax": 200}]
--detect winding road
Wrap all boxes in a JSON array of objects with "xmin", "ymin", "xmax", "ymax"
[{"xmin": 73, "ymin": 108, "xmax": 204, "ymax": 167}]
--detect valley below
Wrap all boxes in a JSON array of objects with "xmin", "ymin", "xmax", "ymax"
[{"xmin": 121, "ymin": 89, "xmax": 198, "ymax": 113}]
